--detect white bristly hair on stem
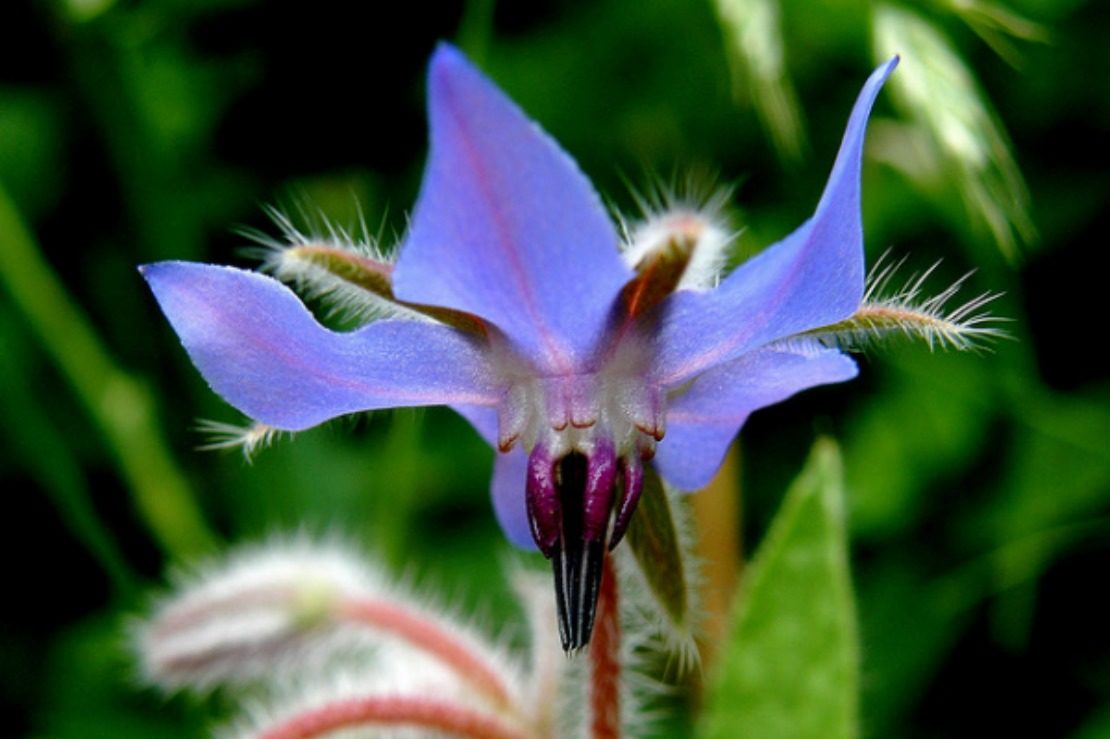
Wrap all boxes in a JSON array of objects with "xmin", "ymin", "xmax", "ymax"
[
  {"xmin": 796, "ymin": 253, "xmax": 1010, "ymax": 352},
  {"xmin": 608, "ymin": 484, "xmax": 702, "ymax": 739},
  {"xmin": 195, "ymin": 419, "xmax": 287, "ymax": 461},
  {"xmin": 511, "ymin": 569, "xmax": 564, "ymax": 738},
  {"xmin": 220, "ymin": 651, "xmax": 528, "ymax": 739},
  {"xmin": 614, "ymin": 493, "xmax": 702, "ymax": 679},
  {"xmin": 549, "ymin": 553, "xmax": 678, "ymax": 739}
]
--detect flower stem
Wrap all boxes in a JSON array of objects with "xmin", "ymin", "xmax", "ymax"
[
  {"xmin": 589, "ymin": 555, "xmax": 621, "ymax": 739},
  {"xmin": 338, "ymin": 597, "xmax": 515, "ymax": 711},
  {"xmin": 257, "ymin": 696, "xmax": 527, "ymax": 739}
]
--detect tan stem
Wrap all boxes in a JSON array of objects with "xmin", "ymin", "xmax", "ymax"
[{"xmin": 693, "ymin": 443, "xmax": 742, "ymax": 667}]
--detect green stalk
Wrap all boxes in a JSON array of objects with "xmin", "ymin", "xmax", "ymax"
[
  {"xmin": 0, "ymin": 314, "xmax": 138, "ymax": 594},
  {"xmin": 0, "ymin": 181, "xmax": 217, "ymax": 558}
]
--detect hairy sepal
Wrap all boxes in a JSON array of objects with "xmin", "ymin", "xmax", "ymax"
[
  {"xmin": 267, "ymin": 241, "xmax": 487, "ymax": 335},
  {"xmin": 797, "ymin": 258, "xmax": 1008, "ymax": 352},
  {"xmin": 622, "ymin": 467, "xmax": 699, "ymax": 671}
]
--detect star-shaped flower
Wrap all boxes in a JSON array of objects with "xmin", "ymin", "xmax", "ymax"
[{"xmin": 143, "ymin": 44, "xmax": 906, "ymax": 652}]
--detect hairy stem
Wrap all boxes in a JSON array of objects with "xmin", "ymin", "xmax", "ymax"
[
  {"xmin": 257, "ymin": 696, "xmax": 527, "ymax": 739},
  {"xmin": 589, "ymin": 556, "xmax": 621, "ymax": 739},
  {"xmin": 338, "ymin": 597, "xmax": 514, "ymax": 711}
]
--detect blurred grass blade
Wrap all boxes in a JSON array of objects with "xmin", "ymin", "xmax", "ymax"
[
  {"xmin": 457, "ymin": 0, "xmax": 496, "ymax": 64},
  {"xmin": 0, "ymin": 181, "xmax": 217, "ymax": 558},
  {"xmin": 714, "ymin": 0, "xmax": 806, "ymax": 162},
  {"xmin": 943, "ymin": 0, "xmax": 1049, "ymax": 67},
  {"xmin": 59, "ymin": 0, "xmax": 117, "ymax": 24},
  {"xmin": 700, "ymin": 439, "xmax": 857, "ymax": 739},
  {"xmin": 0, "ymin": 314, "xmax": 137, "ymax": 594},
  {"xmin": 873, "ymin": 3, "xmax": 1035, "ymax": 259}
]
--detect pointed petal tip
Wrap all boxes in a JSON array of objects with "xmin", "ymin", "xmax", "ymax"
[
  {"xmin": 137, "ymin": 260, "xmax": 166, "ymax": 280},
  {"xmin": 139, "ymin": 260, "xmax": 196, "ymax": 299},
  {"xmin": 654, "ymin": 57, "xmax": 897, "ymax": 385},
  {"xmin": 140, "ymin": 259, "xmax": 215, "ymax": 289},
  {"xmin": 428, "ymin": 41, "xmax": 477, "ymax": 89},
  {"xmin": 400, "ymin": 36, "xmax": 631, "ymax": 371},
  {"xmin": 874, "ymin": 55, "xmax": 900, "ymax": 84},
  {"xmin": 430, "ymin": 40, "xmax": 464, "ymax": 62}
]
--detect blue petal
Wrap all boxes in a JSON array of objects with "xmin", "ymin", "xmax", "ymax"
[
  {"xmin": 142, "ymin": 262, "xmax": 499, "ymax": 430},
  {"xmin": 392, "ymin": 44, "xmax": 632, "ymax": 374},
  {"xmin": 654, "ymin": 58, "xmax": 898, "ymax": 386},
  {"xmin": 452, "ymin": 402, "xmax": 498, "ymax": 446},
  {"xmin": 654, "ymin": 347, "xmax": 858, "ymax": 491},
  {"xmin": 453, "ymin": 403, "xmax": 537, "ymax": 550},
  {"xmin": 491, "ymin": 446, "xmax": 536, "ymax": 550}
]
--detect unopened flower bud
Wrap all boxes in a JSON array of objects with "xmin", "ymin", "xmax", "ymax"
[{"xmin": 136, "ymin": 539, "xmax": 375, "ymax": 691}]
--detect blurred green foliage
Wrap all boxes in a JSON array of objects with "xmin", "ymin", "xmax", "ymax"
[{"xmin": 1, "ymin": 0, "xmax": 1107, "ymax": 736}]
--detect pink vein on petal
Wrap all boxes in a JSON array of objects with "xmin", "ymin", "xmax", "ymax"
[
  {"xmin": 658, "ymin": 258, "xmax": 807, "ymax": 387},
  {"xmin": 213, "ymin": 308, "xmax": 496, "ymax": 407},
  {"xmin": 437, "ymin": 76, "xmax": 576, "ymax": 376}
]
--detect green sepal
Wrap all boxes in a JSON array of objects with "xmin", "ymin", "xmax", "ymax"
[
  {"xmin": 626, "ymin": 466, "xmax": 689, "ymax": 632},
  {"xmin": 277, "ymin": 243, "xmax": 487, "ymax": 334}
]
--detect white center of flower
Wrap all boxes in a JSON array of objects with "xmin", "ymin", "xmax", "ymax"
[{"xmin": 495, "ymin": 356, "xmax": 664, "ymax": 462}]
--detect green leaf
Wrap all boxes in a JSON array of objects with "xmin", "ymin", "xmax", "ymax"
[
  {"xmin": 701, "ymin": 439, "xmax": 858, "ymax": 739},
  {"xmin": 0, "ymin": 314, "xmax": 137, "ymax": 594}
]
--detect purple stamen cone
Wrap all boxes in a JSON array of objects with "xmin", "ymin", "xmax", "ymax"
[
  {"xmin": 526, "ymin": 445, "xmax": 561, "ymax": 559},
  {"xmin": 582, "ymin": 439, "xmax": 618, "ymax": 542},
  {"xmin": 525, "ymin": 443, "xmax": 622, "ymax": 652},
  {"xmin": 609, "ymin": 455, "xmax": 644, "ymax": 550},
  {"xmin": 550, "ymin": 452, "xmax": 606, "ymax": 653}
]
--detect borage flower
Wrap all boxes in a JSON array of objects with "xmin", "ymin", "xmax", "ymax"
[{"xmin": 143, "ymin": 45, "xmax": 898, "ymax": 652}]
